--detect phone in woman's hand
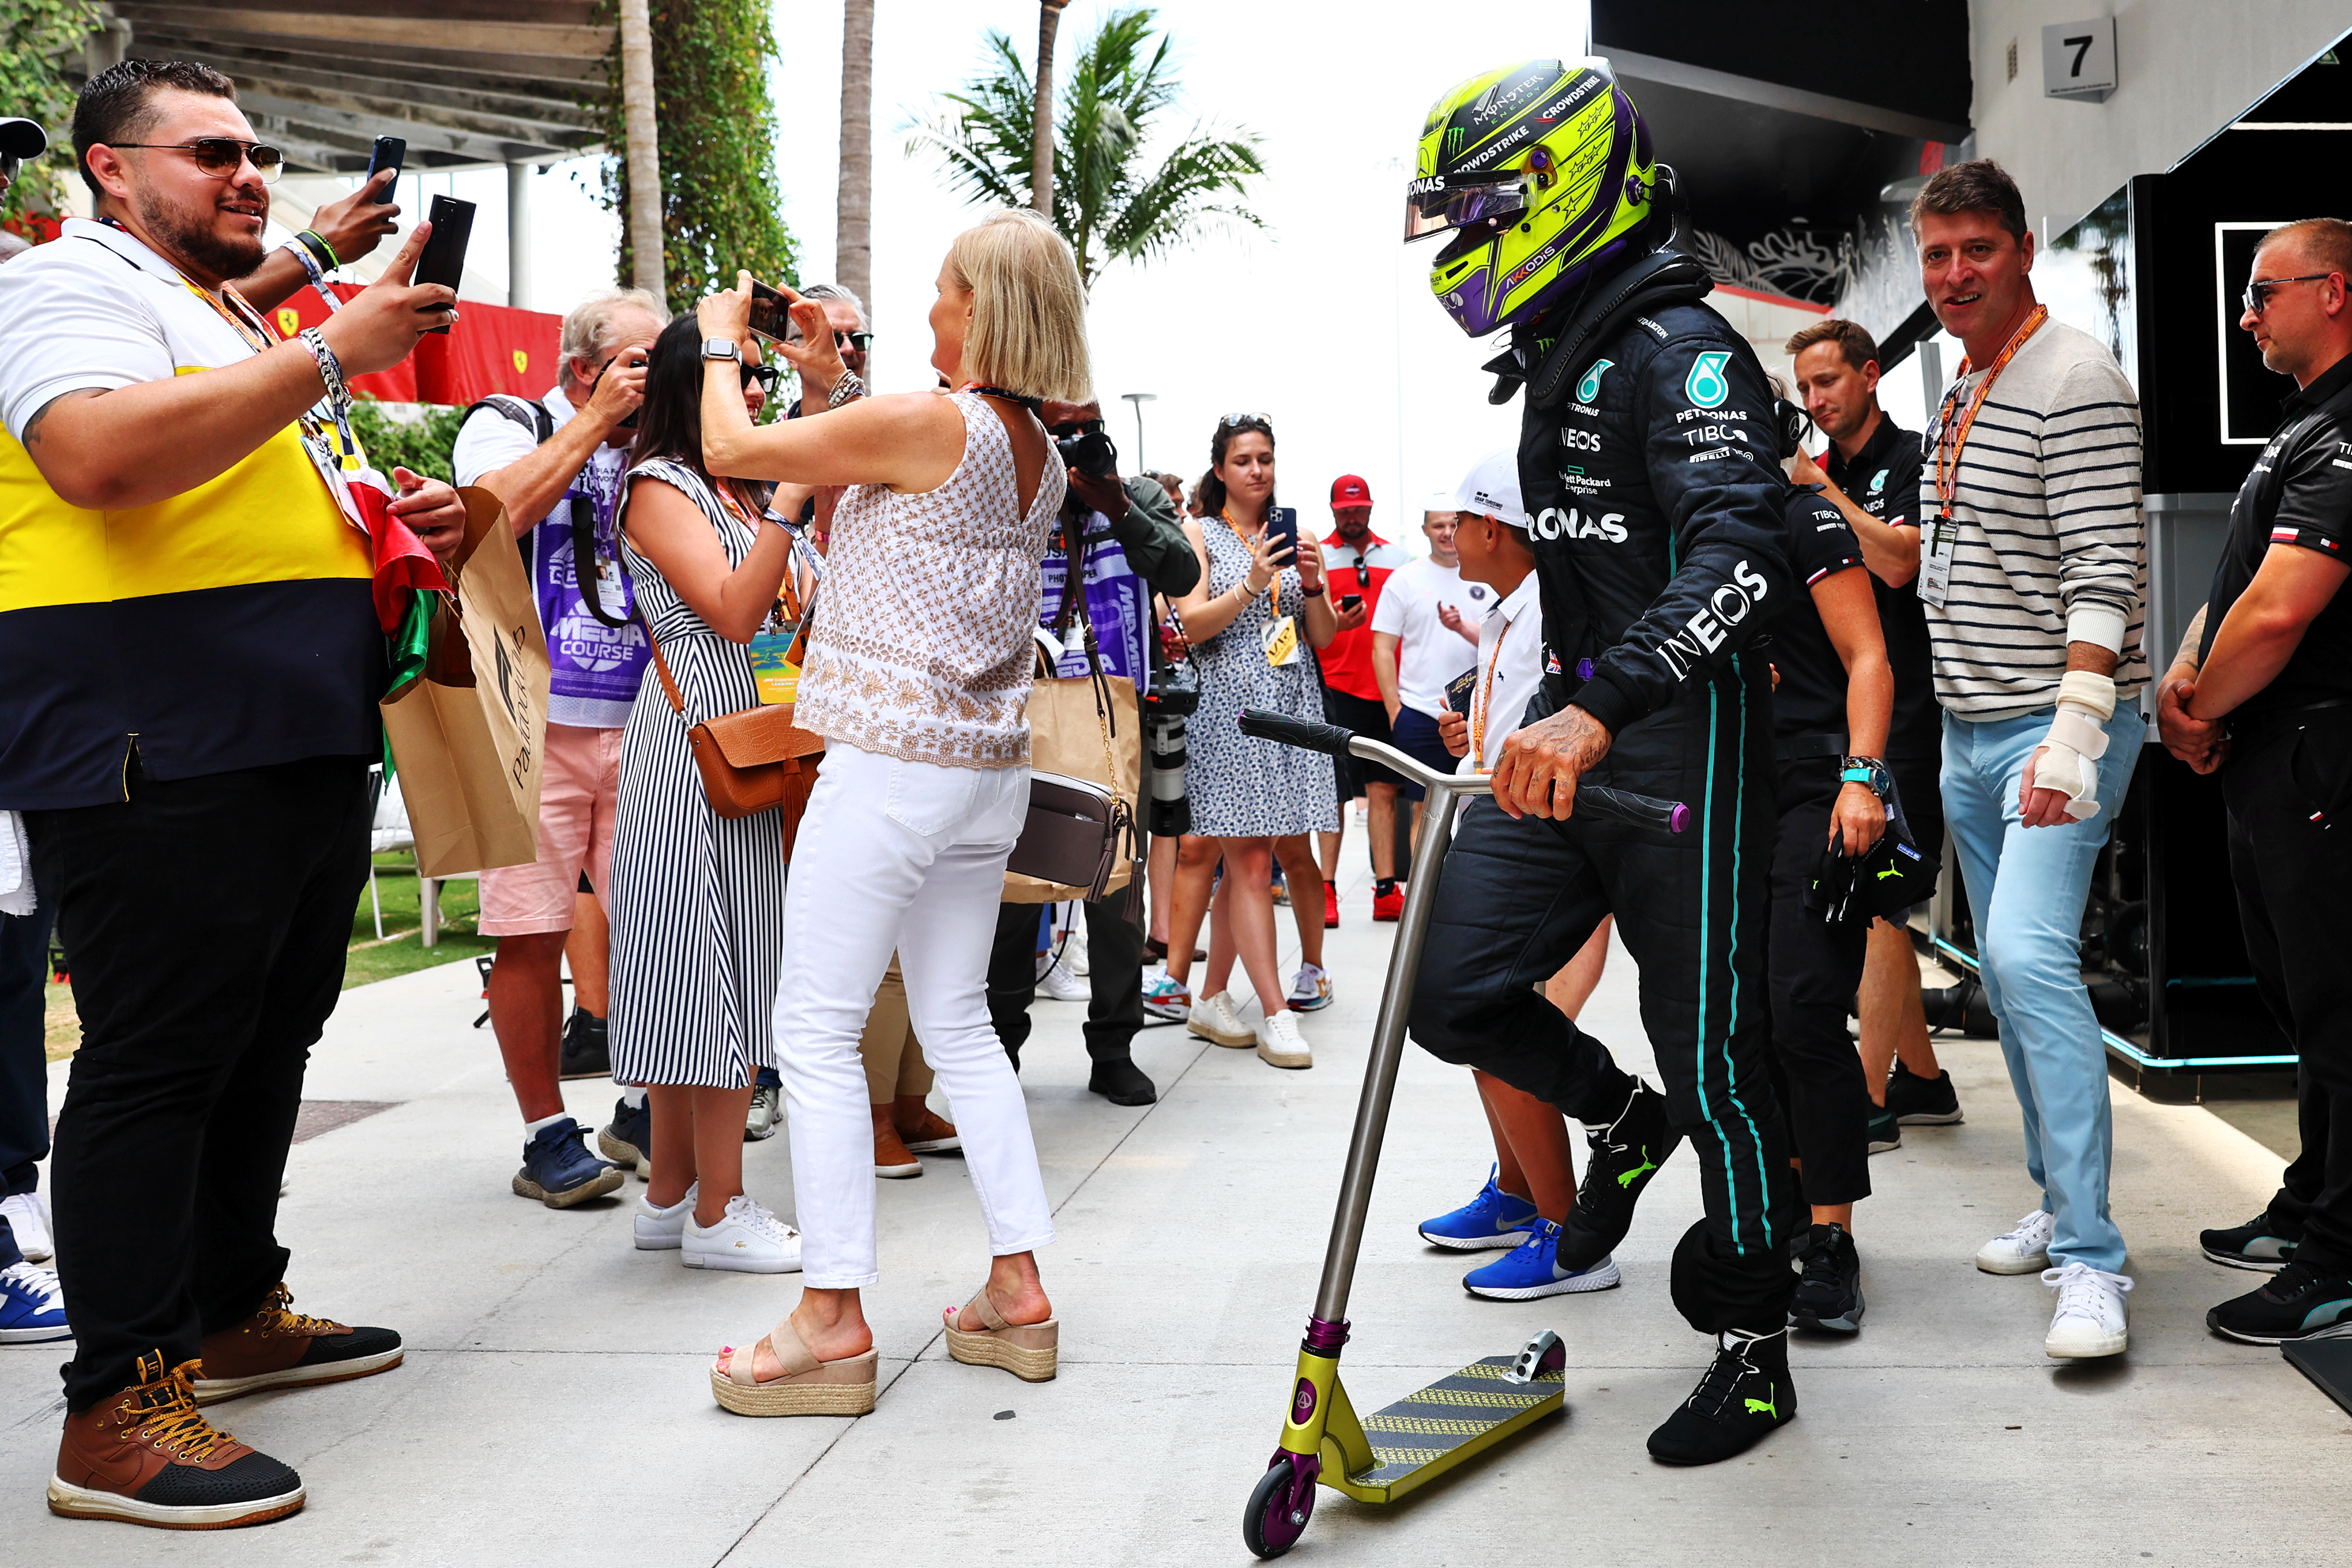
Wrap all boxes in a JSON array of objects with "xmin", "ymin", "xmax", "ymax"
[{"xmin": 1263, "ymin": 505, "xmax": 1299, "ymax": 564}]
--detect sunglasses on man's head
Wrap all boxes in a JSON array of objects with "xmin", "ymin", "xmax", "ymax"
[
  {"xmin": 2243, "ymin": 273, "xmax": 2339, "ymax": 315},
  {"xmin": 107, "ymin": 137, "xmax": 284, "ymax": 185}
]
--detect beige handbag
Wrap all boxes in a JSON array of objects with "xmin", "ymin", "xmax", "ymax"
[{"xmin": 1004, "ymin": 524, "xmax": 1142, "ymax": 909}]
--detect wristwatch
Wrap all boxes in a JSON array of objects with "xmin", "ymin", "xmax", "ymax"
[
  {"xmin": 701, "ymin": 337, "xmax": 742, "ymax": 364},
  {"xmin": 1840, "ymin": 756, "xmax": 1893, "ymax": 799}
]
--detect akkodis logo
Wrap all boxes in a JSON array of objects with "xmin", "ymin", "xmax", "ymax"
[
  {"xmin": 1576, "ymin": 359, "xmax": 1614, "ymax": 404},
  {"xmin": 1684, "ymin": 351, "xmax": 1731, "ymax": 410}
]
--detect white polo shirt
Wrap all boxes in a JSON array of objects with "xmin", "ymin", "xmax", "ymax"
[{"xmin": 1460, "ymin": 570, "xmax": 1544, "ymax": 774}]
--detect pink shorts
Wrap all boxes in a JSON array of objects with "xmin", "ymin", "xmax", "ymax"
[{"xmin": 478, "ymin": 723, "xmax": 622, "ymax": 936}]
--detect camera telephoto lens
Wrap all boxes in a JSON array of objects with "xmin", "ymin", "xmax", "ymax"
[{"xmin": 1147, "ymin": 716, "xmax": 1189, "ymax": 837}]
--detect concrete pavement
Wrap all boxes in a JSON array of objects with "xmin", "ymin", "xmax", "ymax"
[{"xmin": 2, "ymin": 867, "xmax": 2334, "ymax": 1567}]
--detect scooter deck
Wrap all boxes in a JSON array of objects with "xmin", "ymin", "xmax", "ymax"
[{"xmin": 1325, "ymin": 1354, "xmax": 1566, "ymax": 1504}]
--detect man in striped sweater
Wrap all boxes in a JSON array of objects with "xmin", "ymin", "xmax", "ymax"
[{"xmin": 1910, "ymin": 161, "xmax": 2149, "ymax": 1360}]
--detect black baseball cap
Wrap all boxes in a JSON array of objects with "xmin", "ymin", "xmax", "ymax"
[{"xmin": 0, "ymin": 119, "xmax": 48, "ymax": 160}]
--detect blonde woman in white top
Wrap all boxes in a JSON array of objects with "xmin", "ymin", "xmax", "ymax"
[{"xmin": 691, "ymin": 209, "xmax": 1089, "ymax": 1417}]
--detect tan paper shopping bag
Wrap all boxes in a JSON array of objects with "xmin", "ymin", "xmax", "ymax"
[{"xmin": 381, "ymin": 485, "xmax": 550, "ymax": 877}]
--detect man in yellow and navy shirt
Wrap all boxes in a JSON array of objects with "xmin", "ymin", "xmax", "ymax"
[{"xmin": 0, "ymin": 60, "xmax": 460, "ymax": 1530}]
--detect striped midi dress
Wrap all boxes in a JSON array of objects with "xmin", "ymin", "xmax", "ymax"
[{"xmin": 607, "ymin": 457, "xmax": 785, "ymax": 1089}]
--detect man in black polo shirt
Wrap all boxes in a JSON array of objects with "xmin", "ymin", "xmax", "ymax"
[
  {"xmin": 2158, "ymin": 217, "xmax": 2352, "ymax": 1343},
  {"xmin": 1788, "ymin": 321, "xmax": 1962, "ymax": 1145}
]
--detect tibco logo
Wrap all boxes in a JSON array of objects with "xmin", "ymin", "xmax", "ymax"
[
  {"xmin": 1655, "ymin": 561, "xmax": 1771, "ymax": 680},
  {"xmin": 1530, "ymin": 506, "xmax": 1625, "ymax": 543}
]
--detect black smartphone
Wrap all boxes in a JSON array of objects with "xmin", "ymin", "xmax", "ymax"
[
  {"xmin": 365, "ymin": 136, "xmax": 405, "ymax": 187},
  {"xmin": 413, "ymin": 194, "xmax": 474, "ymax": 334},
  {"xmin": 747, "ymin": 278, "xmax": 789, "ymax": 342},
  {"xmin": 1338, "ymin": 592, "xmax": 1364, "ymax": 613},
  {"xmin": 1264, "ymin": 505, "xmax": 1299, "ymax": 565}
]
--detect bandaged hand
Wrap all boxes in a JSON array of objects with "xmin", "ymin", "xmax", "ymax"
[{"xmin": 2024, "ymin": 669, "xmax": 2115, "ymax": 825}]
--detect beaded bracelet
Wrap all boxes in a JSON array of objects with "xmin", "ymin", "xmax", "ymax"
[{"xmin": 296, "ymin": 327, "xmax": 361, "ymax": 471}]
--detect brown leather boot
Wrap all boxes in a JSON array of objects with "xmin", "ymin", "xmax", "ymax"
[
  {"xmin": 893, "ymin": 1095, "xmax": 962, "ymax": 1155},
  {"xmin": 48, "ymin": 1351, "xmax": 305, "ymax": 1529},
  {"xmin": 872, "ymin": 1103, "xmax": 921, "ymax": 1179},
  {"xmin": 190, "ymin": 1284, "xmax": 403, "ymax": 1405}
]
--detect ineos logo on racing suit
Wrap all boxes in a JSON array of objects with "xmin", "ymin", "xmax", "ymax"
[
  {"xmin": 1531, "ymin": 506, "xmax": 1626, "ymax": 543},
  {"xmin": 1559, "ymin": 428, "xmax": 1601, "ymax": 452},
  {"xmin": 1654, "ymin": 560, "xmax": 1770, "ymax": 679}
]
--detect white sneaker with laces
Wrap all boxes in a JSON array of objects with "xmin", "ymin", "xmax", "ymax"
[
  {"xmin": 1188, "ymin": 990, "xmax": 1253, "ymax": 1047},
  {"xmin": 682, "ymin": 1194, "xmax": 804, "ymax": 1274},
  {"xmin": 1255, "ymin": 1008, "xmax": 1312, "ymax": 1070},
  {"xmin": 2042, "ymin": 1261, "xmax": 2132, "ymax": 1357},
  {"xmin": 1976, "ymin": 1208, "xmax": 2056, "ymax": 1274},
  {"xmin": 1287, "ymin": 962, "xmax": 1333, "ymax": 1013},
  {"xmin": 1036, "ymin": 960, "xmax": 1091, "ymax": 1002},
  {"xmin": 0, "ymin": 1191, "xmax": 53, "ymax": 1263},
  {"xmin": 633, "ymin": 1181, "xmax": 698, "ymax": 1251}
]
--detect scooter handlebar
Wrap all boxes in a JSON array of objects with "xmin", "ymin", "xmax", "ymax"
[{"xmin": 1236, "ymin": 707, "xmax": 1689, "ymax": 832}]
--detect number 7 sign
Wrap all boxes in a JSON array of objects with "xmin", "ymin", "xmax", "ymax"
[{"xmin": 2042, "ymin": 18, "xmax": 2117, "ymax": 103}]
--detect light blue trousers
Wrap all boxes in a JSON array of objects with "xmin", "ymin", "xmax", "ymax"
[{"xmin": 1941, "ymin": 704, "xmax": 2146, "ymax": 1273}]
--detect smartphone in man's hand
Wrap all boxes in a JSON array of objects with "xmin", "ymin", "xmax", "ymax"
[{"xmin": 412, "ymin": 195, "xmax": 474, "ymax": 334}]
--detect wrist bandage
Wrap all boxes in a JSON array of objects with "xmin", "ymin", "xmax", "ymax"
[{"xmin": 2033, "ymin": 670, "xmax": 2117, "ymax": 821}]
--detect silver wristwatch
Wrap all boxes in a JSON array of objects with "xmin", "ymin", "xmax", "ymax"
[{"xmin": 701, "ymin": 337, "xmax": 742, "ymax": 364}]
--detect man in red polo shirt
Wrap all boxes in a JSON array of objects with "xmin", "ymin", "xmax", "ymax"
[{"xmin": 1315, "ymin": 474, "xmax": 1415, "ymax": 920}]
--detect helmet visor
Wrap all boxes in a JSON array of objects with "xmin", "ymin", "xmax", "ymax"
[{"xmin": 1404, "ymin": 174, "xmax": 1527, "ymax": 243}]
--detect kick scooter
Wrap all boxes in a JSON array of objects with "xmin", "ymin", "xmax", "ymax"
[{"xmin": 1232, "ymin": 709, "xmax": 1688, "ymax": 1558}]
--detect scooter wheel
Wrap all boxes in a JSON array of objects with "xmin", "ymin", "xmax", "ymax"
[{"xmin": 1243, "ymin": 1457, "xmax": 1314, "ymax": 1558}]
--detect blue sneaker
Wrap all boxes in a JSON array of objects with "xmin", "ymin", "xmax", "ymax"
[
  {"xmin": 1462, "ymin": 1219, "xmax": 1622, "ymax": 1301},
  {"xmin": 513, "ymin": 1117, "xmax": 624, "ymax": 1209},
  {"xmin": 599, "ymin": 1097, "xmax": 652, "ymax": 1179},
  {"xmin": 0, "ymin": 1260, "xmax": 70, "ymax": 1344},
  {"xmin": 1418, "ymin": 1167, "xmax": 1540, "ymax": 1251}
]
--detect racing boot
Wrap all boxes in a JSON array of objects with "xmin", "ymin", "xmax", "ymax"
[
  {"xmin": 1647, "ymin": 1327, "xmax": 1795, "ymax": 1465},
  {"xmin": 1555, "ymin": 1082, "xmax": 1678, "ymax": 1272}
]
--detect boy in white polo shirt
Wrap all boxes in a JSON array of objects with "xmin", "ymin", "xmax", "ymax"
[{"xmin": 1370, "ymin": 503, "xmax": 1482, "ymax": 883}]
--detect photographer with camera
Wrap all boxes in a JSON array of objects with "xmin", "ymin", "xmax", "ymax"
[
  {"xmin": 984, "ymin": 399, "xmax": 1200, "ymax": 1106},
  {"xmin": 451, "ymin": 287, "xmax": 670, "ymax": 1211}
]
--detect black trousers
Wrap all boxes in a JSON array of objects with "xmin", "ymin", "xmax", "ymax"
[
  {"xmin": 2227, "ymin": 713, "xmax": 2352, "ymax": 1273},
  {"xmin": 27, "ymin": 754, "xmax": 372, "ymax": 1410},
  {"xmin": 1410, "ymin": 671, "xmax": 1795, "ymax": 1333},
  {"xmin": 1, "ymin": 903, "xmax": 54, "ymax": 1197},
  {"xmin": 1764, "ymin": 763, "xmax": 1872, "ymax": 1207},
  {"xmin": 987, "ymin": 895, "xmax": 1146, "ymax": 1065}
]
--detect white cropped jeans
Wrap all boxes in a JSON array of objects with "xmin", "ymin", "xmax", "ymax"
[{"xmin": 775, "ymin": 741, "xmax": 1050, "ymax": 1287}]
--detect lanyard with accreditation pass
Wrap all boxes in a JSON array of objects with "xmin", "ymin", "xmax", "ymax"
[
  {"xmin": 1468, "ymin": 618, "xmax": 1515, "ymax": 771},
  {"xmin": 1921, "ymin": 302, "xmax": 2048, "ymax": 609},
  {"xmin": 1224, "ymin": 510, "xmax": 1301, "ymax": 668}
]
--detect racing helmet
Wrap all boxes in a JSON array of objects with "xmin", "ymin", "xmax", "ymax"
[{"xmin": 1408, "ymin": 59, "xmax": 1657, "ymax": 337}]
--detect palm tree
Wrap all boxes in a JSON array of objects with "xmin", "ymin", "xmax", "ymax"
[
  {"xmin": 909, "ymin": 6, "xmax": 1264, "ymax": 287},
  {"xmin": 615, "ymin": 0, "xmax": 664, "ymax": 299},
  {"xmin": 1031, "ymin": 0, "xmax": 1070, "ymax": 215},
  {"xmin": 838, "ymin": 0, "xmax": 874, "ymax": 305}
]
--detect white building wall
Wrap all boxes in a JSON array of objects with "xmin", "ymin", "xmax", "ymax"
[{"xmin": 1965, "ymin": 2, "xmax": 2348, "ymax": 238}]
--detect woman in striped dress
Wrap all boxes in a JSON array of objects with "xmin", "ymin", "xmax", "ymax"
[{"xmin": 609, "ymin": 317, "xmax": 802, "ymax": 1274}]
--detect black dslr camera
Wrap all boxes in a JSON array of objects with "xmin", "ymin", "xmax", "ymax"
[{"xmin": 1052, "ymin": 419, "xmax": 1119, "ymax": 481}]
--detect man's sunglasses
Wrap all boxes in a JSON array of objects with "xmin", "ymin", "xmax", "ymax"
[
  {"xmin": 1046, "ymin": 417, "xmax": 1104, "ymax": 438},
  {"xmin": 834, "ymin": 328, "xmax": 874, "ymax": 353},
  {"xmin": 2243, "ymin": 273, "xmax": 2339, "ymax": 315},
  {"xmin": 107, "ymin": 138, "xmax": 284, "ymax": 185}
]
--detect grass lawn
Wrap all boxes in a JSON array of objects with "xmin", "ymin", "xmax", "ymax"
[{"xmin": 41, "ymin": 852, "xmax": 492, "ymax": 1063}]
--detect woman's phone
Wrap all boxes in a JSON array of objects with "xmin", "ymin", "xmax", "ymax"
[
  {"xmin": 747, "ymin": 278, "xmax": 789, "ymax": 342},
  {"xmin": 1263, "ymin": 505, "xmax": 1299, "ymax": 564}
]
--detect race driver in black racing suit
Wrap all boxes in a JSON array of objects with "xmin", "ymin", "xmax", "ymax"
[{"xmin": 1403, "ymin": 57, "xmax": 1798, "ymax": 1465}]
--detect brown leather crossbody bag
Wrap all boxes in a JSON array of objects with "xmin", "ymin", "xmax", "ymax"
[{"xmin": 643, "ymin": 568, "xmax": 825, "ymax": 852}]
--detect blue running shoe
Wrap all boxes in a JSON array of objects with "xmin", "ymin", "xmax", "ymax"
[
  {"xmin": 513, "ymin": 1117, "xmax": 624, "ymax": 1209},
  {"xmin": 0, "ymin": 1259, "xmax": 70, "ymax": 1344},
  {"xmin": 1463, "ymin": 1219, "xmax": 1622, "ymax": 1301},
  {"xmin": 1418, "ymin": 1167, "xmax": 1540, "ymax": 1251}
]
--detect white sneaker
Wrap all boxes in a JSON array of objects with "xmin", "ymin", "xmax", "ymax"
[
  {"xmin": 1287, "ymin": 962, "xmax": 1333, "ymax": 1013},
  {"xmin": 1036, "ymin": 961, "xmax": 1091, "ymax": 1002},
  {"xmin": 2042, "ymin": 1261, "xmax": 2132, "ymax": 1358},
  {"xmin": 1255, "ymin": 1008, "xmax": 1312, "ymax": 1070},
  {"xmin": 1065, "ymin": 923, "xmax": 1091, "ymax": 977},
  {"xmin": 633, "ymin": 1181, "xmax": 698, "ymax": 1251},
  {"xmin": 682, "ymin": 1194, "xmax": 803, "ymax": 1274},
  {"xmin": 1188, "ymin": 990, "xmax": 1253, "ymax": 1048},
  {"xmin": 1976, "ymin": 1209, "xmax": 2056, "ymax": 1274},
  {"xmin": 0, "ymin": 1192, "xmax": 53, "ymax": 1263}
]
